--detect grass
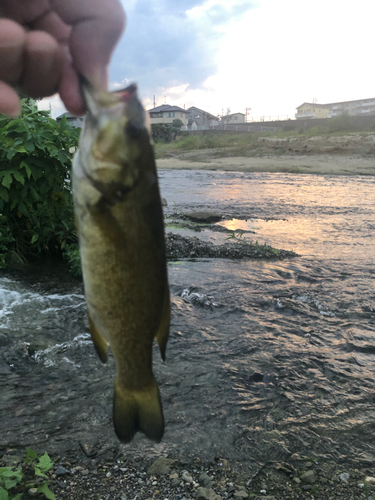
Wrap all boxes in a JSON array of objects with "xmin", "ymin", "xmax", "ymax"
[{"xmin": 154, "ymin": 114, "xmax": 375, "ymax": 159}]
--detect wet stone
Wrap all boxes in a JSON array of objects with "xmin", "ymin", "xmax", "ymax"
[
  {"xmin": 55, "ymin": 465, "xmax": 70, "ymax": 476},
  {"xmin": 234, "ymin": 491, "xmax": 248, "ymax": 499},
  {"xmin": 184, "ymin": 211, "xmax": 222, "ymax": 223},
  {"xmin": 199, "ymin": 473, "xmax": 211, "ymax": 486},
  {"xmin": 182, "ymin": 471, "xmax": 194, "ymax": 483},
  {"xmin": 300, "ymin": 470, "xmax": 316, "ymax": 484},
  {"xmin": 195, "ymin": 487, "xmax": 221, "ymax": 500},
  {"xmin": 339, "ymin": 472, "xmax": 350, "ymax": 483},
  {"xmin": 147, "ymin": 457, "xmax": 176, "ymax": 475}
]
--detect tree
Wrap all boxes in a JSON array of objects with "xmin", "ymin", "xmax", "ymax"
[{"xmin": 172, "ymin": 118, "xmax": 184, "ymax": 129}]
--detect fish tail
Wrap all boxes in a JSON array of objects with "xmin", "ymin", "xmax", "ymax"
[{"xmin": 113, "ymin": 378, "xmax": 164, "ymax": 443}]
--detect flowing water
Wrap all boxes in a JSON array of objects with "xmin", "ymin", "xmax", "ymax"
[{"xmin": 1, "ymin": 170, "xmax": 374, "ymax": 473}]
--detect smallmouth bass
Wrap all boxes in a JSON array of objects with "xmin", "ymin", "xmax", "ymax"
[{"xmin": 72, "ymin": 81, "xmax": 170, "ymax": 443}]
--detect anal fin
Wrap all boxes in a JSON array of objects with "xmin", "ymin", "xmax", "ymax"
[{"xmin": 88, "ymin": 310, "xmax": 109, "ymax": 363}]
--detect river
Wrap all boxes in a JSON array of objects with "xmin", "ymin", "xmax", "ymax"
[{"xmin": 1, "ymin": 170, "xmax": 374, "ymax": 474}]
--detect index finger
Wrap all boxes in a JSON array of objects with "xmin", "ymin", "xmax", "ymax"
[{"xmin": 51, "ymin": 0, "xmax": 125, "ymax": 88}]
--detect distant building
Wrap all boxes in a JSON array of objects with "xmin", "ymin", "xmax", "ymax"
[
  {"xmin": 148, "ymin": 104, "xmax": 189, "ymax": 126},
  {"xmin": 56, "ymin": 112, "xmax": 84, "ymax": 128},
  {"xmin": 328, "ymin": 97, "xmax": 375, "ymax": 117},
  {"xmin": 186, "ymin": 106, "xmax": 220, "ymax": 129},
  {"xmin": 295, "ymin": 103, "xmax": 330, "ymax": 119},
  {"xmin": 220, "ymin": 112, "xmax": 246, "ymax": 124},
  {"xmin": 296, "ymin": 98, "xmax": 375, "ymax": 119}
]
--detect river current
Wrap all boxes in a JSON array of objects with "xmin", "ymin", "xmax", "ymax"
[{"xmin": 0, "ymin": 170, "xmax": 374, "ymax": 473}]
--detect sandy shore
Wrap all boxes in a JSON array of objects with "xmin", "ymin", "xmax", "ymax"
[{"xmin": 157, "ymin": 154, "xmax": 375, "ymax": 175}]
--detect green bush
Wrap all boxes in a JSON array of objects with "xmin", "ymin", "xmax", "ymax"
[
  {"xmin": 327, "ymin": 112, "xmax": 357, "ymax": 132},
  {"xmin": 151, "ymin": 123, "xmax": 174, "ymax": 143},
  {"xmin": 0, "ymin": 448, "xmax": 55, "ymax": 499},
  {"xmin": 63, "ymin": 243, "xmax": 82, "ymax": 279},
  {"xmin": 0, "ymin": 99, "xmax": 79, "ymax": 264}
]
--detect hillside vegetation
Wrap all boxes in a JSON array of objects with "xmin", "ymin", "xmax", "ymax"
[{"xmin": 155, "ymin": 113, "xmax": 375, "ymax": 158}]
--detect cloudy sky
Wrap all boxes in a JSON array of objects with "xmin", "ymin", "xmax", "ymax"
[{"xmin": 42, "ymin": 0, "xmax": 375, "ymax": 120}]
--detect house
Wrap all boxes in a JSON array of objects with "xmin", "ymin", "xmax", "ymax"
[
  {"xmin": 186, "ymin": 106, "xmax": 220, "ymax": 128},
  {"xmin": 296, "ymin": 98, "xmax": 375, "ymax": 119},
  {"xmin": 148, "ymin": 104, "xmax": 189, "ymax": 126},
  {"xmin": 328, "ymin": 97, "xmax": 375, "ymax": 117},
  {"xmin": 220, "ymin": 112, "xmax": 246, "ymax": 124},
  {"xmin": 295, "ymin": 103, "xmax": 330, "ymax": 119},
  {"xmin": 56, "ymin": 112, "xmax": 84, "ymax": 128}
]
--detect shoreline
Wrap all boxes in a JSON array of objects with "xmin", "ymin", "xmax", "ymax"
[
  {"xmin": 157, "ymin": 154, "xmax": 375, "ymax": 176},
  {"xmin": 2, "ymin": 451, "xmax": 372, "ymax": 500}
]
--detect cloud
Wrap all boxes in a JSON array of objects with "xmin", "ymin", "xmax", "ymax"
[{"xmin": 110, "ymin": 0, "xmax": 257, "ymax": 102}]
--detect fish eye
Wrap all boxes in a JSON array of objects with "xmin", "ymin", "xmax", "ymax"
[{"xmin": 125, "ymin": 120, "xmax": 142, "ymax": 139}]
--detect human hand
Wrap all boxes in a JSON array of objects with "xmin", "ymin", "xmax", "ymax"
[{"xmin": 0, "ymin": 0, "xmax": 125, "ymax": 116}]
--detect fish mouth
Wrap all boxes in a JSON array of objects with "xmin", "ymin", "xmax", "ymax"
[
  {"xmin": 113, "ymin": 83, "xmax": 138, "ymax": 103},
  {"xmin": 79, "ymin": 77, "xmax": 140, "ymax": 112}
]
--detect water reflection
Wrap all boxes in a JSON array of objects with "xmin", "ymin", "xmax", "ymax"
[{"xmin": 160, "ymin": 171, "xmax": 375, "ymax": 263}]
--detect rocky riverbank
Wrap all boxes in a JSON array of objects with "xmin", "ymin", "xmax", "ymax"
[
  {"xmin": 2, "ymin": 453, "xmax": 374, "ymax": 500},
  {"xmin": 156, "ymin": 134, "xmax": 375, "ymax": 175},
  {"xmin": 165, "ymin": 233, "xmax": 297, "ymax": 261}
]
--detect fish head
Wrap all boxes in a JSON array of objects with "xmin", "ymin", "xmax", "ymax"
[{"xmin": 79, "ymin": 81, "xmax": 151, "ymax": 203}]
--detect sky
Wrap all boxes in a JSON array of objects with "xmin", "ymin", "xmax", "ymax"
[{"xmin": 41, "ymin": 0, "xmax": 375, "ymax": 121}]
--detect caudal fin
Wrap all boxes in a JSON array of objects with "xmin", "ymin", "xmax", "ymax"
[{"xmin": 113, "ymin": 378, "xmax": 164, "ymax": 443}]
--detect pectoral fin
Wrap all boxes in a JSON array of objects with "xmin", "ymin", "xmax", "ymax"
[
  {"xmin": 88, "ymin": 311, "xmax": 109, "ymax": 363},
  {"xmin": 155, "ymin": 286, "xmax": 170, "ymax": 361}
]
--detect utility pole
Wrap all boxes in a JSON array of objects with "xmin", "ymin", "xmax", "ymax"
[
  {"xmin": 245, "ymin": 107, "xmax": 251, "ymax": 122},
  {"xmin": 153, "ymin": 95, "xmax": 156, "ymax": 108}
]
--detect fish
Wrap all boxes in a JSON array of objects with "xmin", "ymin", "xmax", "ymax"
[{"xmin": 72, "ymin": 80, "xmax": 170, "ymax": 443}]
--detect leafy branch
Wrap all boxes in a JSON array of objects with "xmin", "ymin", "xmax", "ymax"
[{"xmin": 0, "ymin": 449, "xmax": 55, "ymax": 500}]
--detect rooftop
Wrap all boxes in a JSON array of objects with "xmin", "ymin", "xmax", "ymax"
[
  {"xmin": 148, "ymin": 104, "xmax": 188, "ymax": 114},
  {"xmin": 187, "ymin": 106, "xmax": 219, "ymax": 121}
]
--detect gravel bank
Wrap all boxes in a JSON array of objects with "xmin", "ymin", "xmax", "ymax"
[{"xmin": 3, "ymin": 454, "xmax": 373, "ymax": 500}]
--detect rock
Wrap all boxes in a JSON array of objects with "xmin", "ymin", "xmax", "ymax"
[
  {"xmin": 147, "ymin": 457, "xmax": 176, "ymax": 475},
  {"xmin": 196, "ymin": 487, "xmax": 221, "ymax": 500},
  {"xmin": 79, "ymin": 441, "xmax": 98, "ymax": 458},
  {"xmin": 300, "ymin": 470, "xmax": 316, "ymax": 484},
  {"xmin": 365, "ymin": 477, "xmax": 375, "ymax": 485},
  {"xmin": 339, "ymin": 472, "xmax": 350, "ymax": 483},
  {"xmin": 185, "ymin": 211, "xmax": 222, "ymax": 223},
  {"xmin": 234, "ymin": 490, "xmax": 248, "ymax": 498},
  {"xmin": 260, "ymin": 490, "xmax": 267, "ymax": 495},
  {"xmin": 1, "ymin": 454, "xmax": 23, "ymax": 466},
  {"xmin": 216, "ymin": 459, "xmax": 231, "ymax": 470},
  {"xmin": 162, "ymin": 198, "xmax": 168, "ymax": 206},
  {"xmin": 28, "ymin": 488, "xmax": 38, "ymax": 496},
  {"xmin": 170, "ymin": 473, "xmax": 179, "ymax": 480},
  {"xmin": 182, "ymin": 471, "xmax": 194, "ymax": 483},
  {"xmin": 199, "ymin": 473, "xmax": 213, "ymax": 488},
  {"xmin": 171, "ymin": 478, "xmax": 181, "ymax": 487},
  {"xmin": 80, "ymin": 469, "xmax": 89, "ymax": 476},
  {"xmin": 55, "ymin": 465, "xmax": 70, "ymax": 476},
  {"xmin": 254, "ymin": 497, "xmax": 276, "ymax": 500},
  {"xmin": 293, "ymin": 477, "xmax": 301, "ymax": 484}
]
